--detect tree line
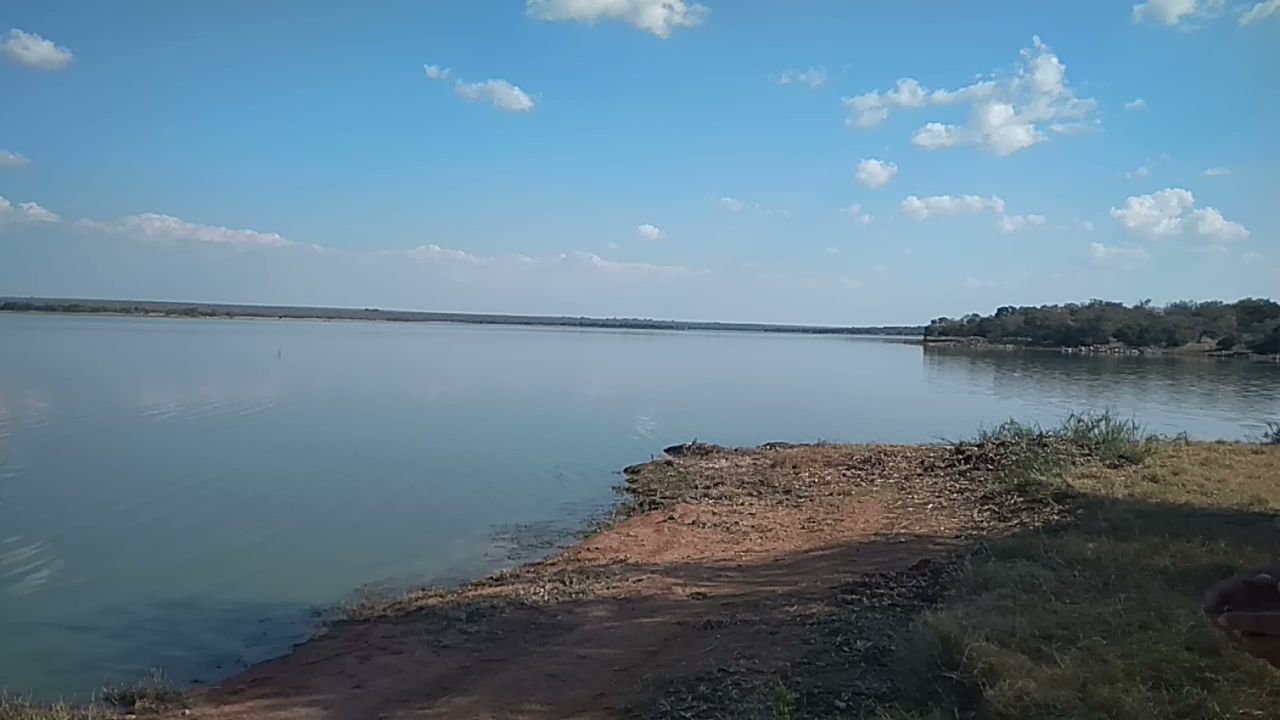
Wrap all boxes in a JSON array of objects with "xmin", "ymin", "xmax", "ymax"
[{"xmin": 925, "ymin": 298, "xmax": 1280, "ymax": 354}]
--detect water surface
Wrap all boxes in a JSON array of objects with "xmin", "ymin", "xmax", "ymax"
[{"xmin": 1, "ymin": 314, "xmax": 1276, "ymax": 697}]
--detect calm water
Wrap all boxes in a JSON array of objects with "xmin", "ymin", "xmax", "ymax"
[{"xmin": 1, "ymin": 314, "xmax": 1277, "ymax": 698}]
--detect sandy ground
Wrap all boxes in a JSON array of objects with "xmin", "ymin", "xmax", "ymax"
[{"xmin": 171, "ymin": 443, "xmax": 1030, "ymax": 720}]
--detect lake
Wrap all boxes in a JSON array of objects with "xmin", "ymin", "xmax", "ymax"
[{"xmin": 1, "ymin": 313, "xmax": 1277, "ymax": 699}]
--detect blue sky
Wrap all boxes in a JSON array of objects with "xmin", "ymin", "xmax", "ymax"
[{"xmin": 0, "ymin": 0, "xmax": 1276, "ymax": 324}]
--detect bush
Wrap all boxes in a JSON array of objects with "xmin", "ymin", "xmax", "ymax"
[{"xmin": 1264, "ymin": 421, "xmax": 1280, "ymax": 446}]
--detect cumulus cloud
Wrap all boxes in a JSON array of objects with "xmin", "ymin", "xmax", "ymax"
[
  {"xmin": 0, "ymin": 195, "xmax": 60, "ymax": 225},
  {"xmin": 95, "ymin": 213, "xmax": 295, "ymax": 248},
  {"xmin": 1110, "ymin": 187, "xmax": 1249, "ymax": 242},
  {"xmin": 719, "ymin": 196, "xmax": 745, "ymax": 212},
  {"xmin": 1189, "ymin": 207, "xmax": 1250, "ymax": 241},
  {"xmin": 856, "ymin": 158, "xmax": 898, "ymax": 189},
  {"xmin": 425, "ymin": 64, "xmax": 536, "ymax": 113},
  {"xmin": 1088, "ymin": 242, "xmax": 1151, "ymax": 267},
  {"xmin": 405, "ymin": 244, "xmax": 482, "ymax": 264},
  {"xmin": 1132, "ymin": 0, "xmax": 1224, "ymax": 26},
  {"xmin": 423, "ymin": 64, "xmax": 452, "ymax": 80},
  {"xmin": 526, "ymin": 0, "xmax": 709, "ymax": 38},
  {"xmin": 1240, "ymin": 0, "xmax": 1280, "ymax": 24},
  {"xmin": 900, "ymin": 194, "xmax": 1049, "ymax": 232},
  {"xmin": 850, "ymin": 37, "xmax": 1096, "ymax": 156},
  {"xmin": 1126, "ymin": 162, "xmax": 1153, "ymax": 180},
  {"xmin": 0, "ymin": 29, "xmax": 73, "ymax": 71},
  {"xmin": 636, "ymin": 223, "xmax": 665, "ymax": 241},
  {"xmin": 1202, "ymin": 166, "xmax": 1231, "ymax": 177},
  {"xmin": 717, "ymin": 197, "xmax": 789, "ymax": 217},
  {"xmin": 838, "ymin": 203, "xmax": 874, "ymax": 225},
  {"xmin": 777, "ymin": 67, "xmax": 827, "ymax": 88},
  {"xmin": 996, "ymin": 214, "xmax": 1048, "ymax": 233},
  {"xmin": 1124, "ymin": 98, "xmax": 1148, "ymax": 110},
  {"xmin": 1109, "ymin": 188, "xmax": 1194, "ymax": 237},
  {"xmin": 900, "ymin": 194, "xmax": 1005, "ymax": 221},
  {"xmin": 0, "ymin": 150, "xmax": 30, "ymax": 168},
  {"xmin": 453, "ymin": 79, "xmax": 536, "ymax": 112}
]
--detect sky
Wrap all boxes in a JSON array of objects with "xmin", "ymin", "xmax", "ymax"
[{"xmin": 0, "ymin": 0, "xmax": 1276, "ymax": 325}]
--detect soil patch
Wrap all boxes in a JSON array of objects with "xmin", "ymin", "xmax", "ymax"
[{"xmin": 171, "ymin": 442, "xmax": 1056, "ymax": 720}]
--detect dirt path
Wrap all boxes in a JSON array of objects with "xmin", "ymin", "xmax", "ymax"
[{"xmin": 174, "ymin": 443, "xmax": 1035, "ymax": 720}]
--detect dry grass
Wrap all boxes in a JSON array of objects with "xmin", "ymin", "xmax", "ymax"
[
  {"xmin": 1, "ymin": 672, "xmax": 185, "ymax": 720},
  {"xmin": 883, "ymin": 442, "xmax": 1280, "ymax": 720}
]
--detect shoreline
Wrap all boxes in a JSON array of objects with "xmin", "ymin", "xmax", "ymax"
[
  {"xmin": 919, "ymin": 336, "xmax": 1279, "ymax": 362},
  {"xmin": 9, "ymin": 427, "xmax": 1280, "ymax": 718},
  {"xmin": 0, "ymin": 300, "xmax": 923, "ymax": 337},
  {"xmin": 153, "ymin": 438, "xmax": 1081, "ymax": 719}
]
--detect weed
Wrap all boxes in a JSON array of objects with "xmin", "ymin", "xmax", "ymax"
[{"xmin": 1263, "ymin": 420, "xmax": 1280, "ymax": 446}]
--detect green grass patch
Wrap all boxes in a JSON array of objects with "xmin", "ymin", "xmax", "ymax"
[{"xmin": 882, "ymin": 442, "xmax": 1280, "ymax": 719}]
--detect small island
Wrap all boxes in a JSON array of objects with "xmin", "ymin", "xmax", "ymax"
[{"xmin": 924, "ymin": 298, "xmax": 1280, "ymax": 357}]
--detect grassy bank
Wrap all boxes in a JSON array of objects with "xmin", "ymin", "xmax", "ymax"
[{"xmin": 877, "ymin": 422, "xmax": 1280, "ymax": 719}]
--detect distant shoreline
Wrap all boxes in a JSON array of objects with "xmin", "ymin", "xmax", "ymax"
[
  {"xmin": 920, "ymin": 335, "xmax": 1278, "ymax": 361},
  {"xmin": 0, "ymin": 298, "xmax": 925, "ymax": 337}
]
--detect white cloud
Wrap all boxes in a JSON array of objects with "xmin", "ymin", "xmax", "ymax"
[
  {"xmin": 405, "ymin": 244, "xmax": 482, "ymax": 264},
  {"xmin": 845, "ymin": 78, "xmax": 935, "ymax": 128},
  {"xmin": 526, "ymin": 0, "xmax": 708, "ymax": 38},
  {"xmin": 825, "ymin": 246, "xmax": 839, "ymax": 254},
  {"xmin": 453, "ymin": 79, "xmax": 536, "ymax": 112},
  {"xmin": 849, "ymin": 37, "xmax": 1096, "ymax": 156},
  {"xmin": 1240, "ymin": 0, "xmax": 1280, "ymax": 24},
  {"xmin": 1124, "ymin": 98, "xmax": 1148, "ymax": 110},
  {"xmin": 566, "ymin": 251, "xmax": 694, "ymax": 278},
  {"xmin": 777, "ymin": 67, "xmax": 827, "ymax": 88},
  {"xmin": 996, "ymin": 214, "xmax": 1047, "ymax": 233},
  {"xmin": 719, "ymin": 196, "xmax": 745, "ymax": 212},
  {"xmin": 0, "ymin": 29, "xmax": 73, "ymax": 71},
  {"xmin": 718, "ymin": 197, "xmax": 789, "ymax": 217},
  {"xmin": 1189, "ymin": 207, "xmax": 1250, "ymax": 241},
  {"xmin": 1132, "ymin": 0, "xmax": 1224, "ymax": 26},
  {"xmin": 911, "ymin": 122, "xmax": 963, "ymax": 149},
  {"xmin": 838, "ymin": 203, "xmax": 873, "ymax": 225},
  {"xmin": 1110, "ymin": 187, "xmax": 1249, "ymax": 243},
  {"xmin": 425, "ymin": 64, "xmax": 535, "ymax": 113},
  {"xmin": 97, "ymin": 213, "xmax": 294, "ymax": 248},
  {"xmin": 1202, "ymin": 166, "xmax": 1231, "ymax": 176},
  {"xmin": 1088, "ymin": 242, "xmax": 1151, "ymax": 267},
  {"xmin": 900, "ymin": 194, "xmax": 1005, "ymax": 221},
  {"xmin": 0, "ymin": 150, "xmax": 30, "ymax": 168},
  {"xmin": 963, "ymin": 276, "xmax": 982, "ymax": 290},
  {"xmin": 636, "ymin": 223, "xmax": 665, "ymax": 241},
  {"xmin": 855, "ymin": 158, "xmax": 898, "ymax": 189},
  {"xmin": 0, "ymin": 195, "xmax": 60, "ymax": 225},
  {"xmin": 1109, "ymin": 188, "xmax": 1194, "ymax": 237},
  {"xmin": 1126, "ymin": 163, "xmax": 1152, "ymax": 180},
  {"xmin": 901, "ymin": 194, "xmax": 1049, "ymax": 232},
  {"xmin": 423, "ymin": 64, "xmax": 452, "ymax": 80}
]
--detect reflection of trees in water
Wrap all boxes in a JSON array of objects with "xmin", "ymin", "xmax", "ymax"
[{"xmin": 922, "ymin": 347, "xmax": 1279, "ymax": 430}]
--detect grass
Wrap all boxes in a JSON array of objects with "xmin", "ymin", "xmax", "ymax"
[
  {"xmin": 1264, "ymin": 420, "xmax": 1280, "ymax": 445},
  {"xmin": 880, "ymin": 424, "xmax": 1280, "ymax": 719},
  {"xmin": 968, "ymin": 412, "xmax": 1159, "ymax": 500},
  {"xmin": 1, "ymin": 672, "xmax": 185, "ymax": 720}
]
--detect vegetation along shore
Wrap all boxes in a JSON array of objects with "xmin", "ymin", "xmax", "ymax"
[
  {"xmin": 7, "ymin": 414, "xmax": 1280, "ymax": 719},
  {"xmin": 926, "ymin": 298, "xmax": 1280, "ymax": 357}
]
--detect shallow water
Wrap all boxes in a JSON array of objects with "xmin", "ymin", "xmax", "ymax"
[{"xmin": 0, "ymin": 314, "xmax": 1276, "ymax": 698}]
